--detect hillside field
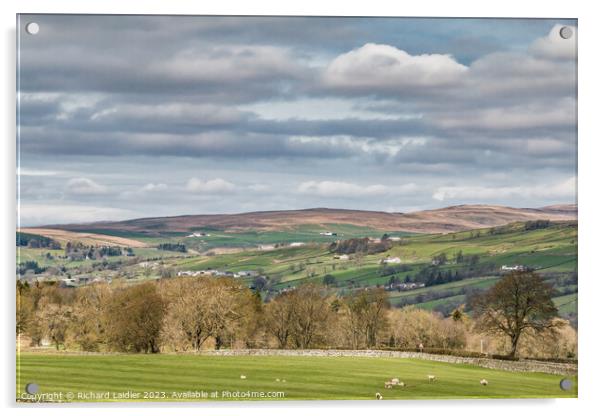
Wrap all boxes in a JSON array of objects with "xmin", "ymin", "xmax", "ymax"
[{"xmin": 17, "ymin": 353, "xmax": 577, "ymax": 401}]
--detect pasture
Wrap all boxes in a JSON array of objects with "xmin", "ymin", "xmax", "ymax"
[{"xmin": 17, "ymin": 353, "xmax": 577, "ymax": 402}]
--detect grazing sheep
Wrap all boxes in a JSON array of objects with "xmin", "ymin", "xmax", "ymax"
[
  {"xmin": 240, "ymin": 375, "xmax": 247, "ymax": 380},
  {"xmin": 275, "ymin": 378, "xmax": 280, "ymax": 382},
  {"xmin": 480, "ymin": 379, "xmax": 488, "ymax": 386},
  {"xmin": 428, "ymin": 375, "xmax": 436, "ymax": 382},
  {"xmin": 384, "ymin": 381, "xmax": 393, "ymax": 389},
  {"xmin": 282, "ymin": 379, "xmax": 286, "ymax": 383},
  {"xmin": 375, "ymin": 392, "xmax": 383, "ymax": 400},
  {"xmin": 399, "ymin": 381, "xmax": 406, "ymax": 388},
  {"xmin": 391, "ymin": 378, "xmax": 400, "ymax": 385}
]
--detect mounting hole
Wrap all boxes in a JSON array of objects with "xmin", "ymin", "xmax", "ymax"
[
  {"xmin": 559, "ymin": 26, "xmax": 573, "ymax": 40},
  {"xmin": 25, "ymin": 22, "xmax": 40, "ymax": 35},
  {"xmin": 559, "ymin": 378, "xmax": 573, "ymax": 391},
  {"xmin": 25, "ymin": 383, "xmax": 39, "ymax": 394}
]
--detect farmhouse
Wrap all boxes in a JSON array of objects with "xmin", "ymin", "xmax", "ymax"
[
  {"xmin": 386, "ymin": 282, "xmax": 426, "ymax": 291},
  {"xmin": 187, "ymin": 232, "xmax": 209, "ymax": 238},
  {"xmin": 501, "ymin": 265, "xmax": 526, "ymax": 272},
  {"xmin": 382, "ymin": 257, "xmax": 401, "ymax": 264},
  {"xmin": 177, "ymin": 270, "xmax": 202, "ymax": 277},
  {"xmin": 59, "ymin": 277, "xmax": 78, "ymax": 288},
  {"xmin": 319, "ymin": 232, "xmax": 337, "ymax": 236},
  {"xmin": 289, "ymin": 242, "xmax": 306, "ymax": 247},
  {"xmin": 235, "ymin": 270, "xmax": 259, "ymax": 278}
]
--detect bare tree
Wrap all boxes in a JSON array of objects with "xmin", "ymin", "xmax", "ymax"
[
  {"xmin": 343, "ymin": 288, "xmax": 389, "ymax": 348},
  {"xmin": 471, "ymin": 271, "xmax": 563, "ymax": 357},
  {"xmin": 105, "ymin": 282, "xmax": 165, "ymax": 353}
]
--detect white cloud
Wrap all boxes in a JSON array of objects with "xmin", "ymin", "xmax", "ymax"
[
  {"xmin": 323, "ymin": 43, "xmax": 468, "ymax": 92},
  {"xmin": 140, "ymin": 183, "xmax": 168, "ymax": 192},
  {"xmin": 530, "ymin": 24, "xmax": 577, "ymax": 61},
  {"xmin": 18, "ymin": 203, "xmax": 135, "ymax": 226},
  {"xmin": 65, "ymin": 177, "xmax": 108, "ymax": 195},
  {"xmin": 298, "ymin": 180, "xmax": 417, "ymax": 198},
  {"xmin": 432, "ymin": 177, "xmax": 576, "ymax": 202},
  {"xmin": 185, "ymin": 177, "xmax": 236, "ymax": 193},
  {"xmin": 120, "ymin": 183, "xmax": 168, "ymax": 199}
]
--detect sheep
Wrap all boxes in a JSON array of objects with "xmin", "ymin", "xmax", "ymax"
[
  {"xmin": 384, "ymin": 381, "xmax": 393, "ymax": 389},
  {"xmin": 282, "ymin": 379, "xmax": 286, "ymax": 383},
  {"xmin": 275, "ymin": 378, "xmax": 280, "ymax": 382},
  {"xmin": 428, "ymin": 375, "xmax": 436, "ymax": 382},
  {"xmin": 480, "ymin": 379, "xmax": 488, "ymax": 386},
  {"xmin": 399, "ymin": 381, "xmax": 406, "ymax": 388},
  {"xmin": 240, "ymin": 375, "xmax": 247, "ymax": 380},
  {"xmin": 375, "ymin": 392, "xmax": 383, "ymax": 400},
  {"xmin": 391, "ymin": 378, "xmax": 400, "ymax": 385}
]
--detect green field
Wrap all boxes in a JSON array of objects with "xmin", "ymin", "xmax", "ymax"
[
  {"xmin": 16, "ymin": 353, "xmax": 576, "ymax": 401},
  {"xmin": 554, "ymin": 293, "xmax": 578, "ymax": 316},
  {"xmin": 17, "ymin": 221, "xmax": 577, "ymax": 318}
]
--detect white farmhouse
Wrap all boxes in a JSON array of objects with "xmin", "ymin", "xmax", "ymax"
[
  {"xmin": 382, "ymin": 257, "xmax": 401, "ymax": 264},
  {"xmin": 501, "ymin": 265, "xmax": 526, "ymax": 272}
]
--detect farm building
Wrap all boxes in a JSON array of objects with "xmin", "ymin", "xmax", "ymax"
[
  {"xmin": 501, "ymin": 265, "xmax": 526, "ymax": 271},
  {"xmin": 382, "ymin": 257, "xmax": 401, "ymax": 264}
]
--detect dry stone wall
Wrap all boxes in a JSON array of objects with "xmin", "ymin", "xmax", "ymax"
[{"xmin": 198, "ymin": 349, "xmax": 577, "ymax": 376}]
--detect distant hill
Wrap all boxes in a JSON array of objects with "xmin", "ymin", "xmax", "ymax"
[{"xmin": 38, "ymin": 204, "xmax": 577, "ymax": 236}]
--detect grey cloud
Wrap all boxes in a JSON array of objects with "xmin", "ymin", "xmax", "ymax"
[{"xmin": 16, "ymin": 16, "xmax": 577, "ymax": 224}]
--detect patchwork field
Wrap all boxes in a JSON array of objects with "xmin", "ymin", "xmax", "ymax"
[
  {"xmin": 16, "ymin": 353, "xmax": 577, "ymax": 402},
  {"xmin": 19, "ymin": 228, "xmax": 148, "ymax": 248},
  {"xmin": 17, "ymin": 220, "xmax": 577, "ymax": 318}
]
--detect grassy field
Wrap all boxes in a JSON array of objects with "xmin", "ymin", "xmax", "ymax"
[
  {"xmin": 16, "ymin": 353, "xmax": 576, "ymax": 402},
  {"xmin": 554, "ymin": 293, "xmax": 578, "ymax": 316},
  {"xmin": 17, "ymin": 221, "xmax": 577, "ymax": 318}
]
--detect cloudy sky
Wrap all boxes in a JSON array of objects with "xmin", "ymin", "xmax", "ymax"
[{"xmin": 17, "ymin": 15, "xmax": 577, "ymax": 226}]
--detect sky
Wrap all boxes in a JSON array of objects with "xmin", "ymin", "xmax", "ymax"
[{"xmin": 17, "ymin": 15, "xmax": 577, "ymax": 226}]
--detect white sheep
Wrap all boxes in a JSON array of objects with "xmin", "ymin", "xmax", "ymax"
[
  {"xmin": 399, "ymin": 381, "xmax": 406, "ymax": 387},
  {"xmin": 240, "ymin": 375, "xmax": 247, "ymax": 380},
  {"xmin": 480, "ymin": 379, "xmax": 488, "ymax": 386},
  {"xmin": 428, "ymin": 375, "xmax": 436, "ymax": 382},
  {"xmin": 384, "ymin": 381, "xmax": 393, "ymax": 389},
  {"xmin": 375, "ymin": 392, "xmax": 383, "ymax": 400},
  {"xmin": 275, "ymin": 378, "xmax": 280, "ymax": 382},
  {"xmin": 282, "ymin": 379, "xmax": 286, "ymax": 383},
  {"xmin": 391, "ymin": 378, "xmax": 400, "ymax": 385}
]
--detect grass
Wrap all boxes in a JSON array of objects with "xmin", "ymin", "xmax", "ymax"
[
  {"xmin": 16, "ymin": 353, "xmax": 576, "ymax": 402},
  {"xmin": 554, "ymin": 293, "xmax": 578, "ymax": 316}
]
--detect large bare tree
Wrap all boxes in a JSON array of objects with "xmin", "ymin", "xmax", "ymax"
[{"xmin": 471, "ymin": 271, "xmax": 563, "ymax": 357}]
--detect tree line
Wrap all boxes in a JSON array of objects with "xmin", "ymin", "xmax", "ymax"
[{"xmin": 16, "ymin": 271, "xmax": 575, "ymax": 359}]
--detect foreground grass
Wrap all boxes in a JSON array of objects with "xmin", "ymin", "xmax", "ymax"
[{"xmin": 17, "ymin": 353, "xmax": 576, "ymax": 402}]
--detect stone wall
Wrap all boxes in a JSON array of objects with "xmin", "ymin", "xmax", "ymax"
[{"xmin": 198, "ymin": 349, "xmax": 577, "ymax": 376}]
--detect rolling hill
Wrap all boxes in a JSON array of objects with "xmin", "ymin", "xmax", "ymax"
[{"xmin": 41, "ymin": 204, "xmax": 577, "ymax": 236}]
